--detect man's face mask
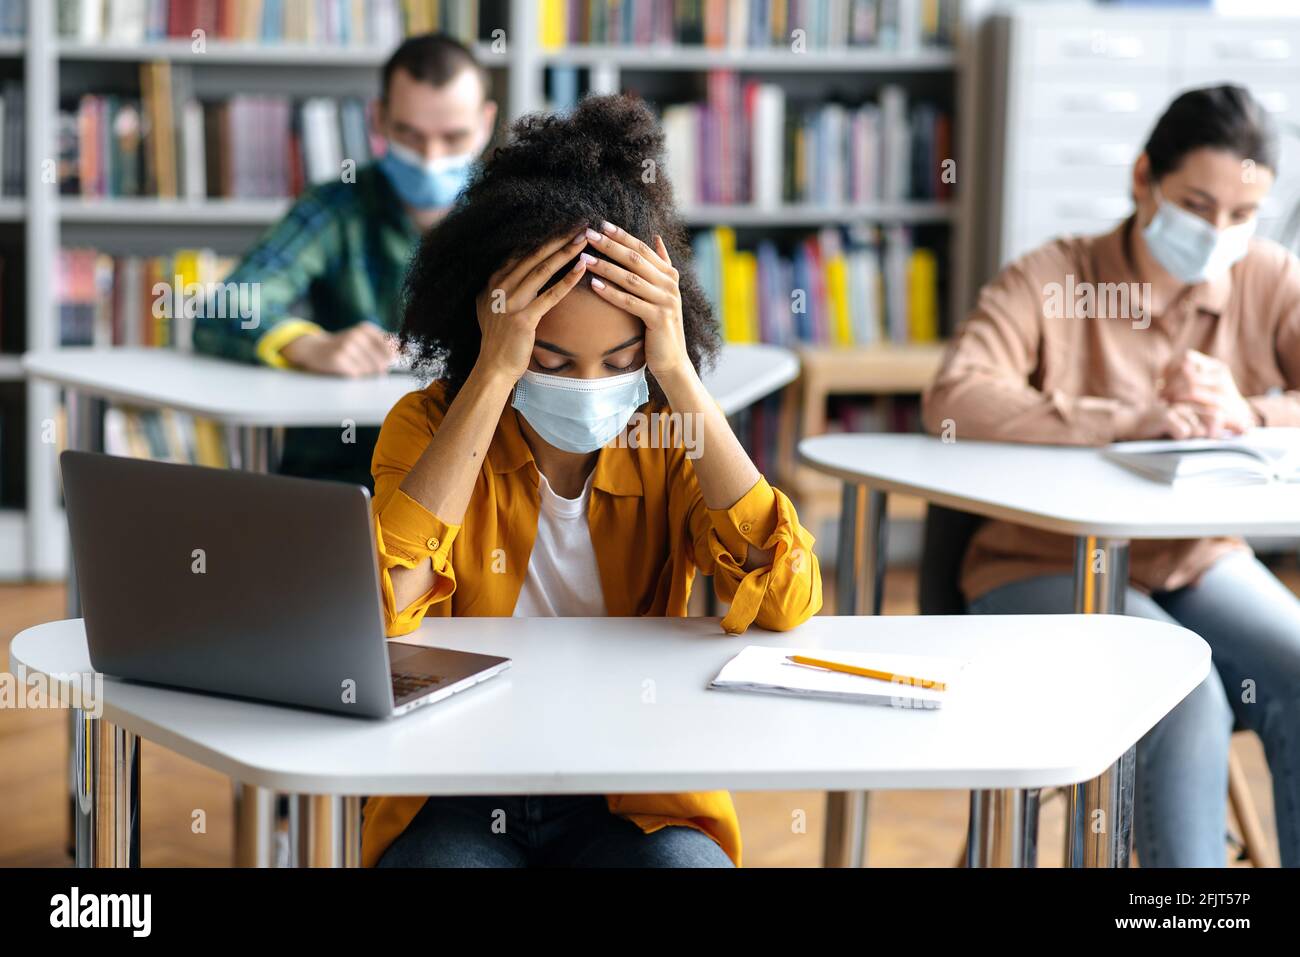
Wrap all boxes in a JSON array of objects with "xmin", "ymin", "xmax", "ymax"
[
  {"xmin": 511, "ymin": 364, "xmax": 650, "ymax": 454},
  {"xmin": 379, "ymin": 140, "xmax": 476, "ymax": 210}
]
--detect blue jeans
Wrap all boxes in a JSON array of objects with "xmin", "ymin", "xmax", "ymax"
[
  {"xmin": 375, "ymin": 793, "xmax": 735, "ymax": 867},
  {"xmin": 970, "ymin": 550, "xmax": 1300, "ymax": 867}
]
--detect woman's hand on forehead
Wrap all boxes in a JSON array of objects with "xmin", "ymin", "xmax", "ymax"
[{"xmin": 577, "ymin": 221, "xmax": 690, "ymax": 382}]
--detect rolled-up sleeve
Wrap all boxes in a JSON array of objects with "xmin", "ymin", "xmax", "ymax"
[
  {"xmin": 673, "ymin": 451, "xmax": 822, "ymax": 634},
  {"xmin": 372, "ymin": 392, "xmax": 460, "ymax": 635}
]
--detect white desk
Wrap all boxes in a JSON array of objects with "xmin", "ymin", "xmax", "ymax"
[
  {"xmin": 799, "ymin": 433, "xmax": 1300, "ymax": 616},
  {"xmin": 22, "ymin": 341, "xmax": 795, "ymax": 432},
  {"xmin": 22, "ymin": 343, "xmax": 798, "ymax": 865},
  {"xmin": 799, "ymin": 431, "xmax": 1300, "ymax": 866},
  {"xmin": 10, "ymin": 613, "xmax": 1208, "ymax": 868}
]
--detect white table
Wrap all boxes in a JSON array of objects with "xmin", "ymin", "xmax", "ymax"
[
  {"xmin": 800, "ymin": 433, "xmax": 1300, "ymax": 615},
  {"xmin": 10, "ymin": 613, "xmax": 1208, "ymax": 868},
  {"xmin": 23, "ymin": 341, "xmax": 796, "ymax": 437},
  {"xmin": 798, "ymin": 432, "xmax": 1300, "ymax": 866},
  {"xmin": 22, "ymin": 343, "xmax": 798, "ymax": 866}
]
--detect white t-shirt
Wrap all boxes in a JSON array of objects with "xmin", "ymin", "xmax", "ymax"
[{"xmin": 512, "ymin": 469, "xmax": 607, "ymax": 617}]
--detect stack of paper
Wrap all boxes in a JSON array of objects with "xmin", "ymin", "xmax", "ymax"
[{"xmin": 710, "ymin": 646, "xmax": 966, "ymax": 709}]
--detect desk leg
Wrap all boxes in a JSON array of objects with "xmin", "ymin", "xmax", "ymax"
[
  {"xmin": 236, "ymin": 426, "xmax": 272, "ymax": 474},
  {"xmin": 1066, "ymin": 746, "xmax": 1137, "ymax": 868},
  {"xmin": 823, "ymin": 792, "xmax": 870, "ymax": 868},
  {"xmin": 65, "ymin": 390, "xmax": 106, "ymax": 859},
  {"xmin": 824, "ymin": 483, "xmax": 888, "ymax": 868},
  {"xmin": 73, "ymin": 709, "xmax": 140, "ymax": 868},
  {"xmin": 289, "ymin": 795, "xmax": 363, "ymax": 868},
  {"xmin": 1065, "ymin": 535, "xmax": 1134, "ymax": 867},
  {"xmin": 834, "ymin": 483, "xmax": 887, "ymax": 616},
  {"xmin": 229, "ymin": 425, "xmax": 280, "ymax": 863},
  {"xmin": 233, "ymin": 784, "xmax": 277, "ymax": 867},
  {"xmin": 967, "ymin": 789, "xmax": 1040, "ymax": 867},
  {"xmin": 1072, "ymin": 535, "xmax": 1130, "ymax": 617}
]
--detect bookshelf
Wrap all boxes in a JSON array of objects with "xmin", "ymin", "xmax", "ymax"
[
  {"xmin": 535, "ymin": 45, "xmax": 958, "ymax": 70},
  {"xmin": 7, "ymin": 0, "xmax": 992, "ymax": 580},
  {"xmin": 57, "ymin": 39, "xmax": 510, "ymax": 66},
  {"xmin": 59, "ymin": 197, "xmax": 290, "ymax": 223}
]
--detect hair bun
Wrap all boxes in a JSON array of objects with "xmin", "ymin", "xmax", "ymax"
[{"xmin": 495, "ymin": 93, "xmax": 665, "ymax": 184}]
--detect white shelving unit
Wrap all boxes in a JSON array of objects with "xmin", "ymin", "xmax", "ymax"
[
  {"xmin": 9, "ymin": 0, "xmax": 986, "ymax": 580},
  {"xmin": 987, "ymin": 4, "xmax": 1300, "ymax": 279}
]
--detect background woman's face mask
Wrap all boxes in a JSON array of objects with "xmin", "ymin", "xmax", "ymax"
[
  {"xmin": 379, "ymin": 140, "xmax": 475, "ymax": 209},
  {"xmin": 511, "ymin": 364, "xmax": 650, "ymax": 454},
  {"xmin": 1142, "ymin": 185, "xmax": 1256, "ymax": 284}
]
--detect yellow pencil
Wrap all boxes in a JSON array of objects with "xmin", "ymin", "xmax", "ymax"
[{"xmin": 785, "ymin": 654, "xmax": 948, "ymax": 692}]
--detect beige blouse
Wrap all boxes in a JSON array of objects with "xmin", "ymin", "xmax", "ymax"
[{"xmin": 922, "ymin": 216, "xmax": 1300, "ymax": 601}]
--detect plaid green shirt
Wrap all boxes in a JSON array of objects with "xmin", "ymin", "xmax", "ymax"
[{"xmin": 192, "ymin": 163, "xmax": 421, "ymax": 488}]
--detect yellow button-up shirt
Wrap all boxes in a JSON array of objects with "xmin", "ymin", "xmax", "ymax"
[{"xmin": 361, "ymin": 380, "xmax": 823, "ymax": 867}]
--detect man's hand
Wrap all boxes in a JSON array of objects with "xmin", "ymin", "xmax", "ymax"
[
  {"xmin": 279, "ymin": 322, "xmax": 399, "ymax": 376},
  {"xmin": 1160, "ymin": 350, "xmax": 1256, "ymax": 436}
]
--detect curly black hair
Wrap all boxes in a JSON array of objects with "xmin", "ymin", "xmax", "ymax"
[{"xmin": 398, "ymin": 93, "xmax": 720, "ymax": 402}]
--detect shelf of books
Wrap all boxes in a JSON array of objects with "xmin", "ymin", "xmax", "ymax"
[
  {"xmin": 17, "ymin": 0, "xmax": 525, "ymax": 578},
  {"xmin": 9, "ymin": 0, "xmax": 977, "ymax": 579},
  {"xmin": 58, "ymin": 0, "xmax": 489, "ymax": 49}
]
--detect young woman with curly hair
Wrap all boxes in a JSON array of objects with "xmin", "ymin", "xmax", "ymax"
[{"xmin": 362, "ymin": 94, "xmax": 823, "ymax": 868}]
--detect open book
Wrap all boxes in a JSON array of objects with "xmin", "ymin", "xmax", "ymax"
[
  {"xmin": 709, "ymin": 645, "xmax": 967, "ymax": 709},
  {"xmin": 1104, "ymin": 428, "xmax": 1300, "ymax": 487}
]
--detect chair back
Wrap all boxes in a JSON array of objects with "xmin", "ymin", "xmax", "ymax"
[{"xmin": 918, "ymin": 505, "xmax": 985, "ymax": 615}]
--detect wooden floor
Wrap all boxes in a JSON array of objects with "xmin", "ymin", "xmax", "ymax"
[{"xmin": 0, "ymin": 570, "xmax": 1280, "ymax": 867}]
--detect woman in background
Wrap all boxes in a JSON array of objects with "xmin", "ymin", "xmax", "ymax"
[{"xmin": 924, "ymin": 85, "xmax": 1300, "ymax": 867}]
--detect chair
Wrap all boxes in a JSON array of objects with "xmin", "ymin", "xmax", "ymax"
[{"xmin": 918, "ymin": 504, "xmax": 1275, "ymax": 867}]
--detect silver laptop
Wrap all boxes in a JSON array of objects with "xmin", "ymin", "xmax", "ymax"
[{"xmin": 60, "ymin": 450, "xmax": 510, "ymax": 719}]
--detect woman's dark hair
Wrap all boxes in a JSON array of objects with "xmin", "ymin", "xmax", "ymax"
[
  {"xmin": 1144, "ymin": 84, "xmax": 1279, "ymax": 180},
  {"xmin": 399, "ymin": 93, "xmax": 720, "ymax": 402}
]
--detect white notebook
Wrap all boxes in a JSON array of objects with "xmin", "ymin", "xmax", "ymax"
[
  {"xmin": 710, "ymin": 646, "xmax": 967, "ymax": 709},
  {"xmin": 1104, "ymin": 428, "xmax": 1300, "ymax": 487}
]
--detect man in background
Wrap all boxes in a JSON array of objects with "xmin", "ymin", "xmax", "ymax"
[{"xmin": 194, "ymin": 33, "xmax": 497, "ymax": 488}]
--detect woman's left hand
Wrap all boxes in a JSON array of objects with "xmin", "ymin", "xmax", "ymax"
[
  {"xmin": 1160, "ymin": 350, "xmax": 1257, "ymax": 436},
  {"xmin": 581, "ymin": 221, "xmax": 693, "ymax": 383}
]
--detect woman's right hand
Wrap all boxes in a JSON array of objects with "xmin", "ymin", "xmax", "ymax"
[
  {"xmin": 1122, "ymin": 401, "xmax": 1208, "ymax": 441},
  {"xmin": 474, "ymin": 232, "xmax": 590, "ymax": 383}
]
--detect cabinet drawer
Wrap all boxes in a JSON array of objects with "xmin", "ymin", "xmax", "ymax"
[
  {"xmin": 1023, "ymin": 193, "xmax": 1134, "ymax": 224},
  {"xmin": 1235, "ymin": 82, "xmax": 1300, "ymax": 121},
  {"xmin": 1025, "ymin": 80, "xmax": 1174, "ymax": 125},
  {"xmin": 1182, "ymin": 26, "xmax": 1300, "ymax": 73},
  {"xmin": 1030, "ymin": 24, "xmax": 1171, "ymax": 71},
  {"xmin": 1020, "ymin": 134, "xmax": 1141, "ymax": 174}
]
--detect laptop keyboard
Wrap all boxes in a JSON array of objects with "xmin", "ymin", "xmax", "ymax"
[{"xmin": 391, "ymin": 671, "xmax": 443, "ymax": 700}]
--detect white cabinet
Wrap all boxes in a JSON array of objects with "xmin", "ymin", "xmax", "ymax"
[{"xmin": 994, "ymin": 7, "xmax": 1300, "ymax": 268}]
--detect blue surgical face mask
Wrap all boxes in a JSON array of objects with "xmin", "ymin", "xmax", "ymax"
[
  {"xmin": 1142, "ymin": 185, "xmax": 1256, "ymax": 284},
  {"xmin": 378, "ymin": 140, "xmax": 475, "ymax": 209},
  {"xmin": 511, "ymin": 364, "xmax": 650, "ymax": 454}
]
